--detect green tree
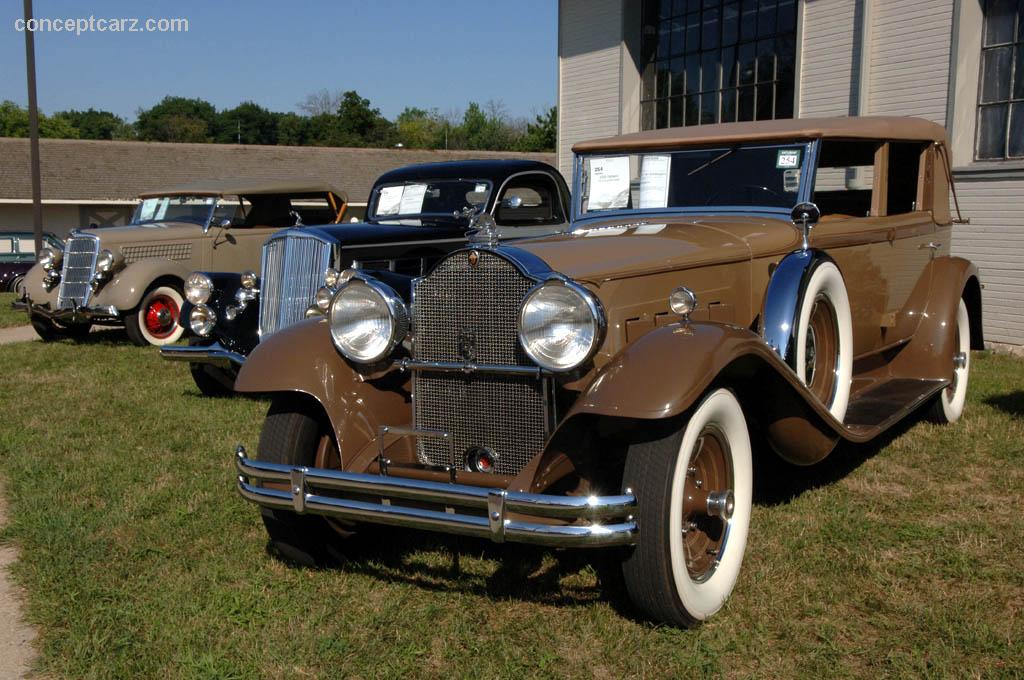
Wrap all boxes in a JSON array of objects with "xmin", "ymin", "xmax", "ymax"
[
  {"xmin": 135, "ymin": 96, "xmax": 216, "ymax": 142},
  {"xmin": 394, "ymin": 106, "xmax": 444, "ymax": 149},
  {"xmin": 276, "ymin": 112, "xmax": 310, "ymax": 146},
  {"xmin": 0, "ymin": 100, "xmax": 79, "ymax": 139},
  {"xmin": 335, "ymin": 90, "xmax": 394, "ymax": 147},
  {"xmin": 52, "ymin": 108, "xmax": 127, "ymax": 140},
  {"xmin": 213, "ymin": 101, "xmax": 279, "ymax": 145},
  {"xmin": 516, "ymin": 106, "xmax": 557, "ymax": 152}
]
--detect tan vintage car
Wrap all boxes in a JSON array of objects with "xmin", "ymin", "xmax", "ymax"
[
  {"xmin": 230, "ymin": 117, "xmax": 981, "ymax": 627},
  {"xmin": 22, "ymin": 179, "xmax": 347, "ymax": 346}
]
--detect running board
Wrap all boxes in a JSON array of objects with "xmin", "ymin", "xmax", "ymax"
[{"xmin": 844, "ymin": 378, "xmax": 947, "ymax": 433}]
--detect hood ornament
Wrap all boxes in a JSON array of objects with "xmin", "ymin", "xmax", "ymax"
[{"xmin": 467, "ymin": 211, "xmax": 499, "ymax": 248}]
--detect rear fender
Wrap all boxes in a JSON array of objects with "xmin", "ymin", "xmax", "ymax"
[{"xmin": 234, "ymin": 318, "xmax": 412, "ymax": 465}]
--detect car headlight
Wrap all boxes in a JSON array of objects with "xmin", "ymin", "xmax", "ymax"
[
  {"xmin": 38, "ymin": 247, "xmax": 58, "ymax": 269},
  {"xmin": 189, "ymin": 304, "xmax": 216, "ymax": 336},
  {"xmin": 240, "ymin": 270, "xmax": 258, "ymax": 289},
  {"xmin": 96, "ymin": 250, "xmax": 115, "ymax": 273},
  {"xmin": 324, "ymin": 267, "xmax": 340, "ymax": 288},
  {"xmin": 185, "ymin": 272, "xmax": 213, "ymax": 305},
  {"xmin": 328, "ymin": 278, "xmax": 408, "ymax": 363},
  {"xmin": 518, "ymin": 280, "xmax": 604, "ymax": 372},
  {"xmin": 314, "ymin": 286, "xmax": 335, "ymax": 313}
]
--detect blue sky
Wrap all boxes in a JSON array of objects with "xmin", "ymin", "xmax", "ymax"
[{"xmin": 1, "ymin": 0, "xmax": 557, "ymax": 122}]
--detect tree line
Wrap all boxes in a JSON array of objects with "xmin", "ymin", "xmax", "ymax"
[{"xmin": 0, "ymin": 91, "xmax": 556, "ymax": 152}]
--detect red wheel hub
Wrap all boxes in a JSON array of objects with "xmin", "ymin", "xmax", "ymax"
[{"xmin": 144, "ymin": 295, "xmax": 179, "ymax": 339}]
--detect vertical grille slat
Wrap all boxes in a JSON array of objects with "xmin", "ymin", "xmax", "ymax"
[
  {"xmin": 412, "ymin": 250, "xmax": 547, "ymax": 476},
  {"xmin": 57, "ymin": 235, "xmax": 99, "ymax": 309},
  {"xmin": 258, "ymin": 235, "xmax": 332, "ymax": 338}
]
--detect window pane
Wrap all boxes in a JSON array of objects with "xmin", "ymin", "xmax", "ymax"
[
  {"xmin": 656, "ymin": 99, "xmax": 670, "ymax": 129},
  {"xmin": 657, "ymin": 60, "xmax": 672, "ymax": 98},
  {"xmin": 671, "ymin": 57, "xmax": 687, "ymax": 96},
  {"xmin": 702, "ymin": 7, "xmax": 721, "ymax": 50},
  {"xmin": 700, "ymin": 92, "xmax": 718, "ymax": 123},
  {"xmin": 703, "ymin": 51, "xmax": 722, "ymax": 92},
  {"xmin": 670, "ymin": 96, "xmax": 685, "ymax": 127},
  {"xmin": 777, "ymin": 0, "xmax": 797, "ymax": 33},
  {"xmin": 673, "ymin": 0, "xmax": 687, "ymax": 16},
  {"xmin": 981, "ymin": 46, "xmax": 1012, "ymax": 102},
  {"xmin": 659, "ymin": 0, "xmax": 673, "ymax": 19},
  {"xmin": 686, "ymin": 56, "xmax": 702, "ymax": 93},
  {"xmin": 721, "ymin": 46, "xmax": 738, "ymax": 86},
  {"xmin": 722, "ymin": 2, "xmax": 740, "ymax": 45},
  {"xmin": 756, "ymin": 83, "xmax": 775, "ymax": 120},
  {"xmin": 983, "ymin": 0, "xmax": 1016, "ymax": 45},
  {"xmin": 642, "ymin": 62, "xmax": 657, "ymax": 100},
  {"xmin": 1015, "ymin": 44, "xmax": 1024, "ymax": 100},
  {"xmin": 685, "ymin": 12, "xmax": 701, "ymax": 52},
  {"xmin": 977, "ymin": 104, "xmax": 1008, "ymax": 158},
  {"xmin": 775, "ymin": 75, "xmax": 794, "ymax": 118},
  {"xmin": 740, "ymin": 0, "xmax": 758, "ymax": 41},
  {"xmin": 756, "ymin": 39, "xmax": 776, "ymax": 82},
  {"xmin": 641, "ymin": 101, "xmax": 655, "ymax": 131},
  {"xmin": 738, "ymin": 85, "xmax": 755, "ymax": 120},
  {"xmin": 685, "ymin": 94, "xmax": 701, "ymax": 125},
  {"xmin": 758, "ymin": 0, "xmax": 777, "ymax": 37},
  {"xmin": 721, "ymin": 88, "xmax": 738, "ymax": 122},
  {"xmin": 670, "ymin": 17, "xmax": 686, "ymax": 56},
  {"xmin": 1009, "ymin": 104, "xmax": 1024, "ymax": 158},
  {"xmin": 738, "ymin": 42, "xmax": 756, "ymax": 84},
  {"xmin": 658, "ymin": 22, "xmax": 672, "ymax": 59}
]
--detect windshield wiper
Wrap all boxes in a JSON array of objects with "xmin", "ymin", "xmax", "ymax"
[{"xmin": 687, "ymin": 147, "xmax": 737, "ymax": 177}]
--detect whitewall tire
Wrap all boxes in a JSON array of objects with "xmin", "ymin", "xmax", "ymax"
[
  {"xmin": 794, "ymin": 262, "xmax": 853, "ymax": 423},
  {"xmin": 622, "ymin": 388, "xmax": 753, "ymax": 626},
  {"xmin": 127, "ymin": 285, "xmax": 185, "ymax": 347},
  {"xmin": 929, "ymin": 299, "xmax": 971, "ymax": 424}
]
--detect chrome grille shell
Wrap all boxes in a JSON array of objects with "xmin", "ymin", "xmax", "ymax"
[
  {"xmin": 57, "ymin": 234, "xmax": 99, "ymax": 309},
  {"xmin": 412, "ymin": 249, "xmax": 549, "ymax": 476},
  {"xmin": 258, "ymin": 232, "xmax": 333, "ymax": 338}
]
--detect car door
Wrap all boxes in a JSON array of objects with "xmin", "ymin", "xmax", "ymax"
[
  {"xmin": 207, "ymin": 196, "xmax": 295, "ymax": 273},
  {"xmin": 493, "ymin": 171, "xmax": 570, "ymax": 239}
]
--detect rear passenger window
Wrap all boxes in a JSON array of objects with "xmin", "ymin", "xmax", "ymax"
[
  {"xmin": 887, "ymin": 142, "xmax": 926, "ymax": 215},
  {"xmin": 496, "ymin": 174, "xmax": 565, "ymax": 226},
  {"xmin": 813, "ymin": 141, "xmax": 877, "ymax": 218}
]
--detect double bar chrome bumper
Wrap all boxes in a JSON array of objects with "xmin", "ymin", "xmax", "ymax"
[
  {"xmin": 160, "ymin": 342, "xmax": 246, "ymax": 367},
  {"xmin": 28, "ymin": 301, "xmax": 119, "ymax": 324},
  {"xmin": 235, "ymin": 446, "xmax": 638, "ymax": 548}
]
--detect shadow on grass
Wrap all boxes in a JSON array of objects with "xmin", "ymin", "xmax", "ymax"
[
  {"xmin": 69, "ymin": 328, "xmax": 132, "ymax": 345},
  {"xmin": 984, "ymin": 390, "xmax": 1024, "ymax": 418}
]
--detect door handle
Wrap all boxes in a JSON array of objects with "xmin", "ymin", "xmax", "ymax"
[{"xmin": 919, "ymin": 241, "xmax": 941, "ymax": 250}]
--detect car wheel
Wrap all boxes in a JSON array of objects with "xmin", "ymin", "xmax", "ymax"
[
  {"xmin": 30, "ymin": 315, "xmax": 92, "ymax": 342},
  {"xmin": 126, "ymin": 285, "xmax": 185, "ymax": 347},
  {"xmin": 928, "ymin": 299, "xmax": 971, "ymax": 424},
  {"xmin": 621, "ymin": 388, "xmax": 753, "ymax": 627},
  {"xmin": 189, "ymin": 362, "xmax": 237, "ymax": 398},
  {"xmin": 256, "ymin": 395, "xmax": 351, "ymax": 567},
  {"xmin": 9, "ymin": 275, "xmax": 25, "ymax": 295},
  {"xmin": 794, "ymin": 262, "xmax": 853, "ymax": 422}
]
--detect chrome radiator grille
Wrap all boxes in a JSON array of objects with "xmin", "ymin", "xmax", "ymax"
[
  {"xmin": 57, "ymin": 235, "xmax": 99, "ymax": 309},
  {"xmin": 258, "ymin": 235, "xmax": 332, "ymax": 338},
  {"xmin": 412, "ymin": 250, "xmax": 547, "ymax": 476}
]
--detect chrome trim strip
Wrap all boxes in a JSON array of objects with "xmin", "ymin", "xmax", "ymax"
[
  {"xmin": 398, "ymin": 359, "xmax": 543, "ymax": 377},
  {"xmin": 235, "ymin": 447, "xmax": 637, "ymax": 548},
  {"xmin": 159, "ymin": 342, "xmax": 246, "ymax": 367}
]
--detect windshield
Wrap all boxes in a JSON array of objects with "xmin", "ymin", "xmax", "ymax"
[
  {"xmin": 368, "ymin": 179, "xmax": 492, "ymax": 223},
  {"xmin": 131, "ymin": 195, "xmax": 218, "ymax": 226},
  {"xmin": 577, "ymin": 143, "xmax": 809, "ymax": 217}
]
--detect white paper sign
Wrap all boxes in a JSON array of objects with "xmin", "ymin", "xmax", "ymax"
[
  {"xmin": 638, "ymin": 155, "xmax": 671, "ymax": 209},
  {"xmin": 154, "ymin": 200, "xmax": 168, "ymax": 221},
  {"xmin": 138, "ymin": 200, "xmax": 157, "ymax": 222},
  {"xmin": 399, "ymin": 184, "xmax": 427, "ymax": 215},
  {"xmin": 587, "ymin": 156, "xmax": 630, "ymax": 210},
  {"xmin": 376, "ymin": 186, "xmax": 404, "ymax": 216}
]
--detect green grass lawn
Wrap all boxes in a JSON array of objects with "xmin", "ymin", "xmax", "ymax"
[
  {"xmin": 0, "ymin": 335, "xmax": 1021, "ymax": 678},
  {"xmin": 0, "ymin": 292, "xmax": 28, "ymax": 328}
]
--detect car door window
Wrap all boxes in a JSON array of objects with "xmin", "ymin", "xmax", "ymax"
[{"xmin": 495, "ymin": 174, "xmax": 566, "ymax": 227}]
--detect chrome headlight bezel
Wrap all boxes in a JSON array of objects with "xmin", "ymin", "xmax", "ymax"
[
  {"xmin": 189, "ymin": 303, "xmax": 216, "ymax": 336},
  {"xmin": 95, "ymin": 249, "xmax": 115, "ymax": 273},
  {"xmin": 240, "ymin": 270, "xmax": 258, "ymax": 290},
  {"xmin": 38, "ymin": 247, "xmax": 59, "ymax": 270},
  {"xmin": 328, "ymin": 277, "xmax": 409, "ymax": 364},
  {"xmin": 517, "ymin": 279, "xmax": 605, "ymax": 373},
  {"xmin": 184, "ymin": 272, "xmax": 214, "ymax": 305}
]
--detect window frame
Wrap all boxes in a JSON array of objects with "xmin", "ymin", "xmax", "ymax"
[{"xmin": 974, "ymin": 0, "xmax": 1024, "ymax": 161}]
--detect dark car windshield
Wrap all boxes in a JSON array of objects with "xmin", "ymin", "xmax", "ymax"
[
  {"xmin": 368, "ymin": 179, "xmax": 492, "ymax": 223},
  {"xmin": 131, "ymin": 195, "xmax": 218, "ymax": 226},
  {"xmin": 577, "ymin": 143, "xmax": 808, "ymax": 216}
]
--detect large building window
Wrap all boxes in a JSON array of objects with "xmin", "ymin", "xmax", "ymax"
[
  {"xmin": 976, "ymin": 0, "xmax": 1024, "ymax": 159},
  {"xmin": 640, "ymin": 0, "xmax": 797, "ymax": 130}
]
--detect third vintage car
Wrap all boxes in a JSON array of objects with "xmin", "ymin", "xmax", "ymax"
[
  {"xmin": 227, "ymin": 117, "xmax": 981, "ymax": 627},
  {"xmin": 21, "ymin": 179, "xmax": 347, "ymax": 346},
  {"xmin": 161, "ymin": 159, "xmax": 570, "ymax": 396}
]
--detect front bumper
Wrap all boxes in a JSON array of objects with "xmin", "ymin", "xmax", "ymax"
[
  {"xmin": 28, "ymin": 301, "xmax": 120, "ymax": 325},
  {"xmin": 160, "ymin": 341, "xmax": 246, "ymax": 367},
  {"xmin": 235, "ymin": 446, "xmax": 638, "ymax": 548}
]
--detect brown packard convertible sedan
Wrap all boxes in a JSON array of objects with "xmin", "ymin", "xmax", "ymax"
[
  {"xmin": 231, "ymin": 117, "xmax": 981, "ymax": 627},
  {"xmin": 21, "ymin": 179, "xmax": 347, "ymax": 345}
]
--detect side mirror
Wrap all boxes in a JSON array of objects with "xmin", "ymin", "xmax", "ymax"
[
  {"xmin": 501, "ymin": 195, "xmax": 523, "ymax": 209},
  {"xmin": 218, "ymin": 218, "xmax": 232, "ymax": 228},
  {"xmin": 790, "ymin": 201, "xmax": 820, "ymax": 251}
]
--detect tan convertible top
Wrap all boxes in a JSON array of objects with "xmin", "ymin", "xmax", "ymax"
[
  {"xmin": 573, "ymin": 116, "xmax": 948, "ymax": 153},
  {"xmin": 138, "ymin": 177, "xmax": 348, "ymax": 202}
]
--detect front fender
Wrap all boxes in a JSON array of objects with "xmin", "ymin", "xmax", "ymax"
[
  {"xmin": 564, "ymin": 321, "xmax": 844, "ymax": 465},
  {"xmin": 234, "ymin": 318, "xmax": 412, "ymax": 464},
  {"xmin": 23, "ymin": 263, "xmax": 57, "ymax": 306},
  {"xmin": 92, "ymin": 259, "xmax": 191, "ymax": 310}
]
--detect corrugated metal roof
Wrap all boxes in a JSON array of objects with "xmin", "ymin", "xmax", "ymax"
[{"xmin": 0, "ymin": 137, "xmax": 556, "ymax": 203}]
